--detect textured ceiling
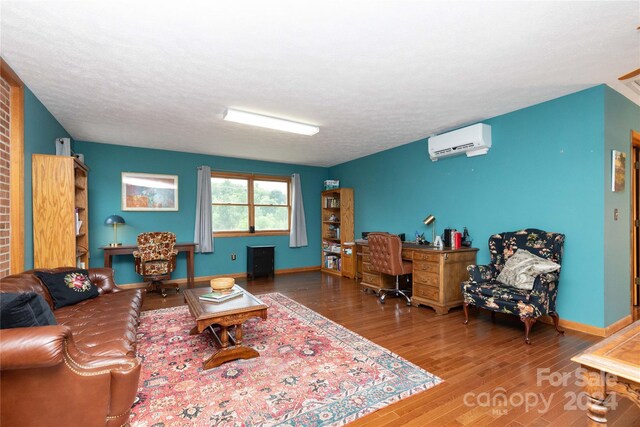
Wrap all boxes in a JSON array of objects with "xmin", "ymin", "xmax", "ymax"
[{"xmin": 1, "ymin": 1, "xmax": 638, "ymax": 167}]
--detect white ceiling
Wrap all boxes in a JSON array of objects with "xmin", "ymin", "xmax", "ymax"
[{"xmin": 1, "ymin": 1, "xmax": 638, "ymax": 167}]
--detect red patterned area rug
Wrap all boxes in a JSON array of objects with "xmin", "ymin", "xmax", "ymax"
[{"xmin": 131, "ymin": 292, "xmax": 441, "ymax": 426}]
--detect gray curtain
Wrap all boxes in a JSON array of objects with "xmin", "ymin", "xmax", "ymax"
[
  {"xmin": 194, "ymin": 166, "xmax": 213, "ymax": 253},
  {"xmin": 289, "ymin": 173, "xmax": 308, "ymax": 247}
]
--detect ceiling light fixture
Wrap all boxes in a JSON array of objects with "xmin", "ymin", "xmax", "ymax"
[{"xmin": 223, "ymin": 108, "xmax": 319, "ymax": 136}]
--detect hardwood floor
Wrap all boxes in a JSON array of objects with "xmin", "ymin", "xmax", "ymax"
[{"xmin": 142, "ymin": 272, "xmax": 640, "ymax": 426}]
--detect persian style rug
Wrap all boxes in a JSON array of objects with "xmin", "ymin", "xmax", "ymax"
[{"xmin": 131, "ymin": 293, "xmax": 441, "ymax": 426}]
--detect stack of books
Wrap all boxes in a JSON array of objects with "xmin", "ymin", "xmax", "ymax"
[{"xmin": 199, "ymin": 285, "xmax": 244, "ymax": 303}]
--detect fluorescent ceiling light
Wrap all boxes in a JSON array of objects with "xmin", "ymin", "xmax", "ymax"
[{"xmin": 223, "ymin": 108, "xmax": 319, "ymax": 136}]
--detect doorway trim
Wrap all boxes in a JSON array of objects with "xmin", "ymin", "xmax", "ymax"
[
  {"xmin": 0, "ymin": 59, "xmax": 24, "ymax": 274},
  {"xmin": 631, "ymin": 130, "xmax": 640, "ymax": 319}
]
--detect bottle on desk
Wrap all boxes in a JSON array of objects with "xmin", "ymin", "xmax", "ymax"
[{"xmin": 453, "ymin": 232, "xmax": 462, "ymax": 249}]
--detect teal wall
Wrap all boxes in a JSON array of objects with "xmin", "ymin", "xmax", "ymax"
[
  {"xmin": 329, "ymin": 85, "xmax": 624, "ymax": 328},
  {"xmin": 73, "ymin": 141, "xmax": 327, "ymax": 285},
  {"xmin": 603, "ymin": 87, "xmax": 640, "ymax": 325},
  {"xmin": 23, "ymin": 86, "xmax": 72, "ymax": 267},
  {"xmin": 20, "ymin": 80, "xmax": 638, "ymax": 328}
]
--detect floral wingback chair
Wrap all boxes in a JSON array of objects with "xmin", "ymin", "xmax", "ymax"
[
  {"xmin": 133, "ymin": 232, "xmax": 179, "ymax": 297},
  {"xmin": 461, "ymin": 229, "xmax": 565, "ymax": 344}
]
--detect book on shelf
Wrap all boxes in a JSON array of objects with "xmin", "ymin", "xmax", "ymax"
[
  {"xmin": 325, "ymin": 255, "xmax": 341, "ymax": 270},
  {"xmin": 199, "ymin": 285, "xmax": 244, "ymax": 303},
  {"xmin": 324, "ymin": 197, "xmax": 340, "ymax": 208},
  {"xmin": 75, "ymin": 209, "xmax": 82, "ymax": 235}
]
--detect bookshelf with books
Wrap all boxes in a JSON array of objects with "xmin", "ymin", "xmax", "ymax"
[
  {"xmin": 32, "ymin": 154, "xmax": 89, "ymax": 269},
  {"xmin": 321, "ymin": 188, "xmax": 354, "ymax": 277}
]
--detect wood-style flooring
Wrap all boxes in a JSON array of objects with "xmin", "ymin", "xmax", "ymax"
[{"xmin": 142, "ymin": 272, "xmax": 640, "ymax": 426}]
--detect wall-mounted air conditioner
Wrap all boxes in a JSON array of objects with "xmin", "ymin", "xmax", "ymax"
[{"xmin": 428, "ymin": 123, "xmax": 492, "ymax": 161}]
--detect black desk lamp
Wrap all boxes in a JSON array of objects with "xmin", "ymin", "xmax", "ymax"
[{"xmin": 105, "ymin": 215, "xmax": 125, "ymax": 247}]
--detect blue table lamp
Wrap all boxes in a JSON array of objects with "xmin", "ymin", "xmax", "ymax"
[{"xmin": 105, "ymin": 215, "xmax": 125, "ymax": 247}]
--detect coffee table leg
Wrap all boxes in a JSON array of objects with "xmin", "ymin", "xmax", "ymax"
[
  {"xmin": 202, "ymin": 323, "xmax": 260, "ymax": 370},
  {"xmin": 219, "ymin": 326, "xmax": 229, "ymax": 349},
  {"xmin": 235, "ymin": 324, "xmax": 243, "ymax": 345}
]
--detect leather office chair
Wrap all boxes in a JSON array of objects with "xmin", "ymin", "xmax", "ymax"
[
  {"xmin": 367, "ymin": 232, "xmax": 412, "ymax": 305},
  {"xmin": 133, "ymin": 232, "xmax": 179, "ymax": 297}
]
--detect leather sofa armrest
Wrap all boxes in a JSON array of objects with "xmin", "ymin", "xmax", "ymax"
[
  {"xmin": 0, "ymin": 324, "xmax": 139, "ymax": 373},
  {"xmin": 1, "ymin": 325, "xmax": 141, "ymax": 427},
  {"xmin": 0, "ymin": 325, "xmax": 70, "ymax": 370},
  {"xmin": 466, "ymin": 264, "xmax": 494, "ymax": 284},
  {"xmin": 88, "ymin": 268, "xmax": 120, "ymax": 294}
]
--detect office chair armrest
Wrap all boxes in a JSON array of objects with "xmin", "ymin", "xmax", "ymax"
[
  {"xmin": 466, "ymin": 264, "xmax": 494, "ymax": 284},
  {"xmin": 132, "ymin": 250, "xmax": 140, "ymax": 258}
]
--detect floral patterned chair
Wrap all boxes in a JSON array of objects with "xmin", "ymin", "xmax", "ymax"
[
  {"xmin": 134, "ymin": 232, "xmax": 179, "ymax": 297},
  {"xmin": 461, "ymin": 229, "xmax": 565, "ymax": 344}
]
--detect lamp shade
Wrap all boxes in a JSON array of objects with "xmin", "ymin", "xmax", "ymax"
[
  {"xmin": 423, "ymin": 214, "xmax": 436, "ymax": 225},
  {"xmin": 104, "ymin": 215, "xmax": 125, "ymax": 225}
]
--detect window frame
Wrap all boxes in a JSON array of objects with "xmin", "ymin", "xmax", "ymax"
[{"xmin": 211, "ymin": 171, "xmax": 291, "ymax": 237}]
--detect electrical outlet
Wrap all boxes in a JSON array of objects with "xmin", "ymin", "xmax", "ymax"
[{"xmin": 231, "ymin": 253, "xmax": 237, "ymax": 261}]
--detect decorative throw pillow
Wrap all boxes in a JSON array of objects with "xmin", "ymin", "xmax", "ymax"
[
  {"xmin": 35, "ymin": 269, "xmax": 99, "ymax": 309},
  {"xmin": 0, "ymin": 292, "xmax": 57, "ymax": 329},
  {"xmin": 496, "ymin": 249, "xmax": 560, "ymax": 291}
]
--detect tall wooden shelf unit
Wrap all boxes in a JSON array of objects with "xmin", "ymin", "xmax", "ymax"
[
  {"xmin": 321, "ymin": 188, "xmax": 354, "ymax": 277},
  {"xmin": 32, "ymin": 154, "xmax": 89, "ymax": 269}
]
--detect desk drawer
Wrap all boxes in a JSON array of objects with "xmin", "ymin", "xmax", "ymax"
[
  {"xmin": 414, "ymin": 270, "xmax": 440, "ymax": 287},
  {"xmin": 413, "ymin": 260, "xmax": 439, "ymax": 273},
  {"xmin": 362, "ymin": 262, "xmax": 377, "ymax": 274},
  {"xmin": 413, "ymin": 252, "xmax": 440, "ymax": 262},
  {"xmin": 361, "ymin": 245, "xmax": 370, "ymax": 254},
  {"xmin": 401, "ymin": 249, "xmax": 413, "ymax": 260},
  {"xmin": 414, "ymin": 284, "xmax": 439, "ymax": 301},
  {"xmin": 362, "ymin": 254, "xmax": 371, "ymax": 263},
  {"xmin": 362, "ymin": 272, "xmax": 381, "ymax": 286}
]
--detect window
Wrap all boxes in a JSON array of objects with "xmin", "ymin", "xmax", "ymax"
[{"xmin": 211, "ymin": 172, "xmax": 290, "ymax": 236}]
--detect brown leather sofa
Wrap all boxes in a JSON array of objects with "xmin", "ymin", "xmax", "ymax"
[{"xmin": 0, "ymin": 267, "xmax": 143, "ymax": 427}]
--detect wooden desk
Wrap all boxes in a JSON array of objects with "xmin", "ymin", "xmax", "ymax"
[
  {"xmin": 571, "ymin": 320, "xmax": 640, "ymax": 426},
  {"xmin": 101, "ymin": 242, "xmax": 196, "ymax": 288},
  {"xmin": 356, "ymin": 241, "xmax": 478, "ymax": 314}
]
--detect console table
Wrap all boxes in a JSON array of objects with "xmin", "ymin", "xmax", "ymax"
[
  {"xmin": 571, "ymin": 320, "xmax": 640, "ymax": 426},
  {"xmin": 101, "ymin": 242, "xmax": 196, "ymax": 288},
  {"xmin": 356, "ymin": 241, "xmax": 477, "ymax": 314}
]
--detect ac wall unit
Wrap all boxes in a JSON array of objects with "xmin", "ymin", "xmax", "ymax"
[{"xmin": 428, "ymin": 123, "xmax": 492, "ymax": 161}]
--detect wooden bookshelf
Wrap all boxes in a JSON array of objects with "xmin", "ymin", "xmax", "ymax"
[
  {"xmin": 32, "ymin": 154, "xmax": 89, "ymax": 269},
  {"xmin": 321, "ymin": 188, "xmax": 354, "ymax": 277}
]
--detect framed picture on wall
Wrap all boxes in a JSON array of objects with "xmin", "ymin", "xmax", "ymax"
[
  {"xmin": 122, "ymin": 172, "xmax": 179, "ymax": 211},
  {"xmin": 611, "ymin": 150, "xmax": 626, "ymax": 192}
]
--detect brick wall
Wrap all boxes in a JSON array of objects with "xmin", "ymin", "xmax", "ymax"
[{"xmin": 0, "ymin": 76, "xmax": 10, "ymax": 278}]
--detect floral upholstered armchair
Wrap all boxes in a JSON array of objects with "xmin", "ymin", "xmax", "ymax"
[
  {"xmin": 133, "ymin": 232, "xmax": 178, "ymax": 297},
  {"xmin": 461, "ymin": 229, "xmax": 565, "ymax": 344}
]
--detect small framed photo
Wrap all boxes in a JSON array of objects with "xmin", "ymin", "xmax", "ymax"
[
  {"xmin": 611, "ymin": 150, "xmax": 626, "ymax": 192},
  {"xmin": 122, "ymin": 172, "xmax": 179, "ymax": 211}
]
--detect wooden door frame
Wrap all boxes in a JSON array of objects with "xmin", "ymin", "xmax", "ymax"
[
  {"xmin": 0, "ymin": 58, "xmax": 25, "ymax": 274},
  {"xmin": 632, "ymin": 130, "xmax": 640, "ymax": 313}
]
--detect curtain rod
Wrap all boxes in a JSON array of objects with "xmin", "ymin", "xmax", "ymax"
[{"xmin": 198, "ymin": 166, "xmax": 295, "ymax": 177}]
